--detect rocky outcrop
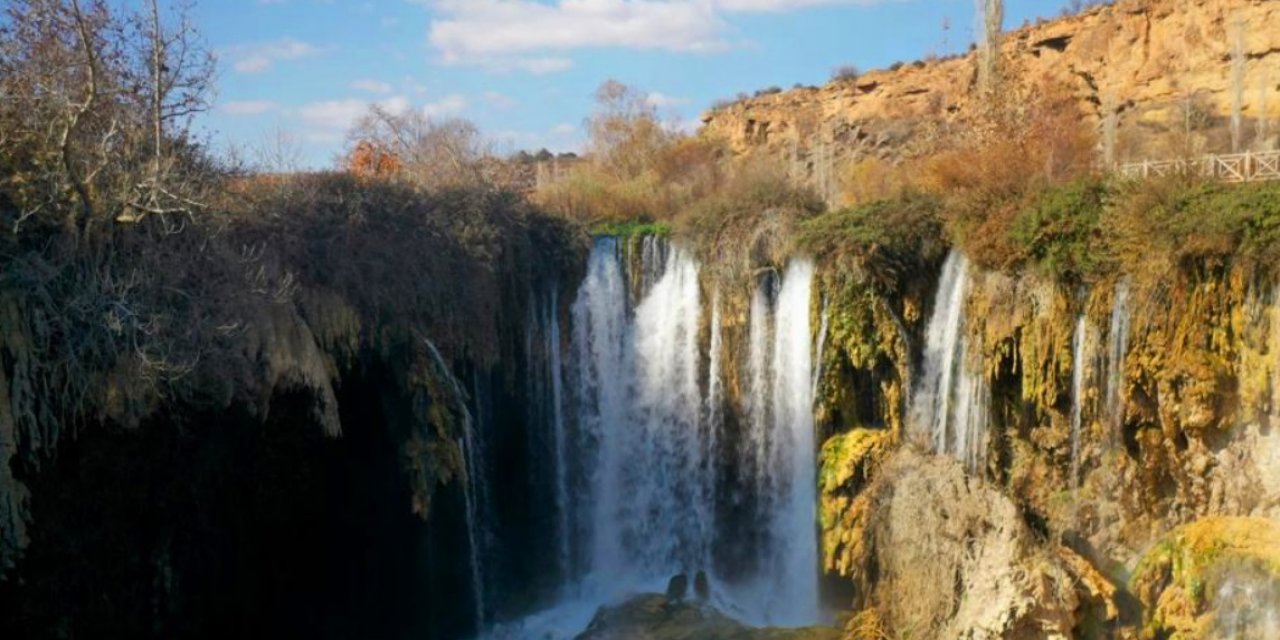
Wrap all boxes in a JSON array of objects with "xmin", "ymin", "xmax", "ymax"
[
  {"xmin": 576, "ymin": 594, "xmax": 841, "ymax": 640},
  {"xmin": 701, "ymin": 0, "xmax": 1280, "ymax": 193},
  {"xmin": 835, "ymin": 449, "xmax": 1085, "ymax": 638},
  {"xmin": 1130, "ymin": 517, "xmax": 1280, "ymax": 638},
  {"xmin": 818, "ymin": 429, "xmax": 890, "ymax": 578}
]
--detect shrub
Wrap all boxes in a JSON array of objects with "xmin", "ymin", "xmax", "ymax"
[
  {"xmin": 832, "ymin": 65, "xmax": 860, "ymax": 83},
  {"xmin": 1008, "ymin": 179, "xmax": 1111, "ymax": 283},
  {"xmin": 799, "ymin": 191, "xmax": 945, "ymax": 294},
  {"xmin": 1111, "ymin": 178, "xmax": 1280, "ymax": 280}
]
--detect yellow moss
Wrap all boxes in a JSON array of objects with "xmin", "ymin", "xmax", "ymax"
[
  {"xmin": 819, "ymin": 429, "xmax": 891, "ymax": 576},
  {"xmin": 1131, "ymin": 517, "xmax": 1280, "ymax": 639}
]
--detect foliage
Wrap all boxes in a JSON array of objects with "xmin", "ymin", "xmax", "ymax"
[
  {"xmin": 1008, "ymin": 179, "xmax": 1110, "ymax": 283},
  {"xmin": 588, "ymin": 220, "xmax": 672, "ymax": 239},
  {"xmin": 535, "ymin": 80, "xmax": 737, "ymax": 228},
  {"xmin": 799, "ymin": 191, "xmax": 945, "ymax": 295},
  {"xmin": 343, "ymin": 105, "xmax": 490, "ymax": 189},
  {"xmin": 831, "ymin": 65, "xmax": 860, "ymax": 83},
  {"xmin": 0, "ymin": 0, "xmax": 216, "ymax": 238},
  {"xmin": 1110, "ymin": 178, "xmax": 1280, "ymax": 281},
  {"xmin": 679, "ymin": 157, "xmax": 825, "ymax": 277},
  {"xmin": 921, "ymin": 75, "xmax": 1097, "ymax": 271}
]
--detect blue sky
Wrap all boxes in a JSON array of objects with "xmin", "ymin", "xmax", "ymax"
[{"xmin": 191, "ymin": 0, "xmax": 1073, "ymax": 168}]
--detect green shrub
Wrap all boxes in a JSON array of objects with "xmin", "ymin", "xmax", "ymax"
[
  {"xmin": 1008, "ymin": 178, "xmax": 1110, "ymax": 283},
  {"xmin": 799, "ymin": 191, "xmax": 945, "ymax": 294},
  {"xmin": 589, "ymin": 220, "xmax": 672, "ymax": 238}
]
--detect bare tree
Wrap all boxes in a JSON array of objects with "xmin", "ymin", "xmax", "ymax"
[
  {"xmin": 1101, "ymin": 91, "xmax": 1118, "ymax": 166},
  {"xmin": 0, "ymin": 0, "xmax": 216, "ymax": 237},
  {"xmin": 1260, "ymin": 73, "xmax": 1274, "ymax": 150},
  {"xmin": 345, "ymin": 104, "xmax": 491, "ymax": 189},
  {"xmin": 585, "ymin": 79, "xmax": 673, "ymax": 180},
  {"xmin": 122, "ymin": 0, "xmax": 215, "ymax": 224},
  {"xmin": 1230, "ymin": 15, "xmax": 1245, "ymax": 153},
  {"xmin": 254, "ymin": 126, "xmax": 305, "ymax": 174},
  {"xmin": 976, "ymin": 0, "xmax": 1004, "ymax": 96}
]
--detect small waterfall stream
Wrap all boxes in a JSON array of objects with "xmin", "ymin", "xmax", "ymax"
[
  {"xmin": 424, "ymin": 339, "xmax": 488, "ymax": 632},
  {"xmin": 1070, "ymin": 314, "xmax": 1091, "ymax": 489},
  {"xmin": 762, "ymin": 259, "xmax": 820, "ymax": 625},
  {"xmin": 1106, "ymin": 280, "xmax": 1131, "ymax": 435},
  {"xmin": 911, "ymin": 250, "xmax": 989, "ymax": 469}
]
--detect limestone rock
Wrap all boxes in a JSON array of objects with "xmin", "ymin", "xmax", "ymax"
[
  {"xmin": 1130, "ymin": 517, "xmax": 1280, "ymax": 639},
  {"xmin": 575, "ymin": 594, "xmax": 841, "ymax": 640},
  {"xmin": 839, "ymin": 449, "xmax": 1082, "ymax": 638},
  {"xmin": 701, "ymin": 0, "xmax": 1280, "ymax": 190}
]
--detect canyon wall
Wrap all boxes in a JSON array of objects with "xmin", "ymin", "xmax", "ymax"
[{"xmin": 701, "ymin": 0, "xmax": 1280, "ymax": 198}]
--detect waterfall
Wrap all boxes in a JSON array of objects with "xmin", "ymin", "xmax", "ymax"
[
  {"xmin": 1070, "ymin": 314, "xmax": 1090, "ymax": 488},
  {"xmin": 703, "ymin": 287, "xmax": 724, "ymax": 556},
  {"xmin": 911, "ymin": 251, "xmax": 989, "ymax": 470},
  {"xmin": 738, "ymin": 261, "xmax": 820, "ymax": 624},
  {"xmin": 571, "ymin": 236, "xmax": 712, "ymax": 582},
  {"xmin": 545, "ymin": 289, "xmax": 573, "ymax": 584},
  {"xmin": 501, "ymin": 238, "xmax": 822, "ymax": 637},
  {"xmin": 812, "ymin": 295, "xmax": 830, "ymax": 397},
  {"xmin": 423, "ymin": 339, "xmax": 487, "ymax": 632},
  {"xmin": 570, "ymin": 238, "xmax": 631, "ymax": 579},
  {"xmin": 1106, "ymin": 280, "xmax": 1131, "ymax": 435},
  {"xmin": 766, "ymin": 259, "xmax": 820, "ymax": 625}
]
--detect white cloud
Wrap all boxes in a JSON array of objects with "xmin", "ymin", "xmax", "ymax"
[
  {"xmin": 646, "ymin": 92, "xmax": 689, "ymax": 108},
  {"xmin": 427, "ymin": 0, "xmax": 725, "ymax": 72},
  {"xmin": 482, "ymin": 91, "xmax": 519, "ymax": 110},
  {"xmin": 425, "ymin": 0, "xmax": 888, "ymax": 73},
  {"xmin": 298, "ymin": 95, "xmax": 411, "ymax": 134},
  {"xmin": 230, "ymin": 38, "xmax": 319, "ymax": 74},
  {"xmin": 223, "ymin": 100, "xmax": 280, "ymax": 115},
  {"xmin": 352, "ymin": 79, "xmax": 394, "ymax": 94},
  {"xmin": 491, "ymin": 122, "xmax": 583, "ymax": 153},
  {"xmin": 422, "ymin": 94, "xmax": 468, "ymax": 119},
  {"xmin": 714, "ymin": 0, "xmax": 886, "ymax": 10}
]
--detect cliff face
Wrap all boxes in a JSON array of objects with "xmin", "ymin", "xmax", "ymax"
[{"xmin": 701, "ymin": 0, "xmax": 1280, "ymax": 194}]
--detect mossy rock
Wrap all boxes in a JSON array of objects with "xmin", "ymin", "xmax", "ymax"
[
  {"xmin": 1130, "ymin": 517, "xmax": 1280, "ymax": 639},
  {"xmin": 575, "ymin": 594, "xmax": 841, "ymax": 640},
  {"xmin": 818, "ymin": 429, "xmax": 891, "ymax": 576}
]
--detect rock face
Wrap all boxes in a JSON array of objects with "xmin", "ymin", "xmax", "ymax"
[
  {"xmin": 701, "ymin": 0, "xmax": 1280, "ymax": 193},
  {"xmin": 1130, "ymin": 517, "xmax": 1280, "ymax": 639},
  {"xmin": 834, "ymin": 449, "xmax": 1084, "ymax": 639},
  {"xmin": 575, "ymin": 594, "xmax": 841, "ymax": 640}
]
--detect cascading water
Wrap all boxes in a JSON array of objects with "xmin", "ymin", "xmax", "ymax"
[
  {"xmin": 499, "ymin": 238, "xmax": 822, "ymax": 637},
  {"xmin": 1272, "ymin": 285, "xmax": 1280, "ymax": 418},
  {"xmin": 424, "ymin": 339, "xmax": 487, "ymax": 632},
  {"xmin": 1106, "ymin": 280, "xmax": 1131, "ymax": 435},
  {"xmin": 812, "ymin": 295, "xmax": 830, "ymax": 397},
  {"xmin": 760, "ymin": 259, "xmax": 820, "ymax": 625},
  {"xmin": 911, "ymin": 250, "xmax": 989, "ymax": 470},
  {"xmin": 1070, "ymin": 314, "xmax": 1090, "ymax": 488}
]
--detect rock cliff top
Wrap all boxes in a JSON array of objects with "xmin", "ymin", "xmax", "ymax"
[{"xmin": 700, "ymin": 0, "xmax": 1280, "ymax": 192}]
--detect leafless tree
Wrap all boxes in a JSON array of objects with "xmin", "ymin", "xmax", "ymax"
[
  {"xmin": 0, "ymin": 0, "xmax": 216, "ymax": 238},
  {"xmin": 121, "ymin": 0, "xmax": 215, "ymax": 224},
  {"xmin": 1230, "ymin": 15, "xmax": 1245, "ymax": 153},
  {"xmin": 346, "ymin": 104, "xmax": 491, "ymax": 189},
  {"xmin": 976, "ymin": 0, "xmax": 1004, "ymax": 96},
  {"xmin": 254, "ymin": 126, "xmax": 305, "ymax": 174}
]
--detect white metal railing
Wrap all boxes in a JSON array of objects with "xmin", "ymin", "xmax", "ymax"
[{"xmin": 1116, "ymin": 150, "xmax": 1280, "ymax": 183}]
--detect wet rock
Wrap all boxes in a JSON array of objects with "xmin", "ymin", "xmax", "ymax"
[
  {"xmin": 694, "ymin": 571, "xmax": 710, "ymax": 601},
  {"xmin": 576, "ymin": 594, "xmax": 841, "ymax": 640},
  {"xmin": 665, "ymin": 573, "xmax": 688, "ymax": 601},
  {"xmin": 1130, "ymin": 517, "xmax": 1280, "ymax": 639}
]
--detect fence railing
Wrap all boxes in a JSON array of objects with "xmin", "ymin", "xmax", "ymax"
[{"xmin": 1116, "ymin": 150, "xmax": 1280, "ymax": 183}]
